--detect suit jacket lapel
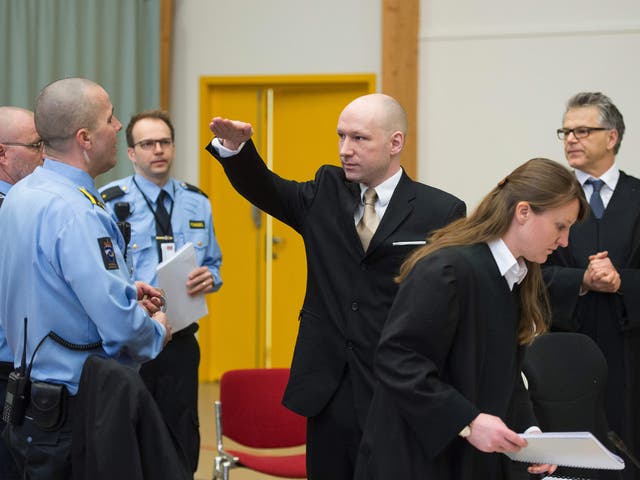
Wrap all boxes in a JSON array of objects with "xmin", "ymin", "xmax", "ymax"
[
  {"xmin": 367, "ymin": 172, "xmax": 415, "ymax": 254},
  {"xmin": 606, "ymin": 171, "xmax": 636, "ymax": 215},
  {"xmin": 608, "ymin": 172, "xmax": 640, "ymax": 267},
  {"xmin": 341, "ymin": 179, "xmax": 364, "ymax": 253}
]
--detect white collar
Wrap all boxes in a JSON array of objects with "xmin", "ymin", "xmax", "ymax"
[
  {"xmin": 574, "ymin": 164, "xmax": 619, "ymax": 191},
  {"xmin": 359, "ymin": 168, "xmax": 403, "ymax": 207},
  {"xmin": 487, "ymin": 238, "xmax": 528, "ymax": 291}
]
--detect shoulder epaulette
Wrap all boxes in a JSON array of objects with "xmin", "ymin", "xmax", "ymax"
[
  {"xmin": 101, "ymin": 185, "xmax": 126, "ymax": 202},
  {"xmin": 180, "ymin": 182, "xmax": 208, "ymax": 198},
  {"xmin": 78, "ymin": 187, "xmax": 106, "ymax": 209}
]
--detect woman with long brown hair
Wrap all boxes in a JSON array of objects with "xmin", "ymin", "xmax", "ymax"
[{"xmin": 355, "ymin": 158, "xmax": 588, "ymax": 479}]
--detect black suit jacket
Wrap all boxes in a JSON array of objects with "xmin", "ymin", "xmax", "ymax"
[
  {"xmin": 544, "ymin": 170, "xmax": 640, "ymax": 474},
  {"xmin": 207, "ymin": 140, "xmax": 465, "ymax": 425},
  {"xmin": 356, "ymin": 244, "xmax": 536, "ymax": 480}
]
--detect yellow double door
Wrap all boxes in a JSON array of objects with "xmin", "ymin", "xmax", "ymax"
[{"xmin": 197, "ymin": 75, "xmax": 375, "ymax": 381}]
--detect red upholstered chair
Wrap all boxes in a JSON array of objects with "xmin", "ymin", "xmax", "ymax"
[{"xmin": 213, "ymin": 368, "xmax": 307, "ymax": 480}]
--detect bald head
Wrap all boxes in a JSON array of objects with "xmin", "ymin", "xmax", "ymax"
[
  {"xmin": 0, "ymin": 107, "xmax": 36, "ymax": 143},
  {"xmin": 35, "ymin": 78, "xmax": 106, "ymax": 151},
  {"xmin": 337, "ymin": 94, "xmax": 407, "ymax": 187},
  {"xmin": 0, "ymin": 107, "xmax": 43, "ymax": 184},
  {"xmin": 341, "ymin": 93, "xmax": 407, "ymax": 137}
]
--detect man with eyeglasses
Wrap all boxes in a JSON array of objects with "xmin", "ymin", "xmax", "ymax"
[
  {"xmin": 544, "ymin": 92, "xmax": 640, "ymax": 479},
  {"xmin": 0, "ymin": 107, "xmax": 44, "ymax": 207},
  {"xmin": 100, "ymin": 109, "xmax": 222, "ymax": 473},
  {"xmin": 0, "ymin": 106, "xmax": 43, "ymax": 479}
]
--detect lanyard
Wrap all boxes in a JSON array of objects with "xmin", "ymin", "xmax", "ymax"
[{"xmin": 132, "ymin": 177, "xmax": 175, "ymax": 235}]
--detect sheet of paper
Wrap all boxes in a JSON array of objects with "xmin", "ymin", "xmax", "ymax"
[
  {"xmin": 505, "ymin": 432, "xmax": 624, "ymax": 470},
  {"xmin": 156, "ymin": 242, "xmax": 208, "ymax": 332},
  {"xmin": 541, "ymin": 477, "xmax": 592, "ymax": 480}
]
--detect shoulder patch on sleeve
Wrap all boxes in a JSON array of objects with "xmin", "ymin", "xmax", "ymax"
[
  {"xmin": 98, "ymin": 237, "xmax": 119, "ymax": 270},
  {"xmin": 101, "ymin": 185, "xmax": 126, "ymax": 202},
  {"xmin": 180, "ymin": 182, "xmax": 208, "ymax": 199}
]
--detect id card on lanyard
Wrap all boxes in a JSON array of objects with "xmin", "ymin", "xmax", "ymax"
[
  {"xmin": 133, "ymin": 178, "xmax": 177, "ymax": 263},
  {"xmin": 159, "ymin": 239, "xmax": 176, "ymax": 262}
]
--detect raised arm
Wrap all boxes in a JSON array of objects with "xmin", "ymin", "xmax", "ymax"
[{"xmin": 209, "ymin": 117, "xmax": 254, "ymax": 150}]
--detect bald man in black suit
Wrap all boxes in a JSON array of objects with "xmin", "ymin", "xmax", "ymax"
[{"xmin": 206, "ymin": 93, "xmax": 466, "ymax": 480}]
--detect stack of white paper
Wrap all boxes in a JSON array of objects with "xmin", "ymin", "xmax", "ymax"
[
  {"xmin": 506, "ymin": 432, "xmax": 624, "ymax": 470},
  {"xmin": 156, "ymin": 242, "xmax": 208, "ymax": 332}
]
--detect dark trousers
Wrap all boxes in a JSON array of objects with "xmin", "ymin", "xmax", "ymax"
[
  {"xmin": 3, "ymin": 400, "xmax": 73, "ymax": 480},
  {"xmin": 306, "ymin": 369, "xmax": 362, "ymax": 480},
  {"xmin": 0, "ymin": 364, "xmax": 21, "ymax": 479},
  {"xmin": 139, "ymin": 324, "xmax": 200, "ymax": 472}
]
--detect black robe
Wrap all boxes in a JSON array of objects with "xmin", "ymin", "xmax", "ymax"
[
  {"xmin": 544, "ymin": 170, "xmax": 640, "ymax": 480},
  {"xmin": 355, "ymin": 243, "xmax": 536, "ymax": 480}
]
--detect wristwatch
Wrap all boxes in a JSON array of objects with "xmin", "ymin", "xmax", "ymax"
[{"xmin": 459, "ymin": 424, "xmax": 472, "ymax": 438}]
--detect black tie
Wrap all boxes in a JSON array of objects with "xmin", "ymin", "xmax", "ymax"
[
  {"xmin": 586, "ymin": 178, "xmax": 605, "ymax": 219},
  {"xmin": 155, "ymin": 190, "xmax": 173, "ymax": 260}
]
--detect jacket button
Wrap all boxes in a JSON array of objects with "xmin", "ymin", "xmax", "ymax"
[{"xmin": 351, "ymin": 302, "xmax": 359, "ymax": 311}]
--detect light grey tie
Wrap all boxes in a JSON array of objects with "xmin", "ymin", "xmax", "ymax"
[{"xmin": 357, "ymin": 188, "xmax": 380, "ymax": 251}]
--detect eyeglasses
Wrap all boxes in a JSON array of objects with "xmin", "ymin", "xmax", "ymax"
[
  {"xmin": 556, "ymin": 127, "xmax": 609, "ymax": 140},
  {"xmin": 2, "ymin": 140, "xmax": 44, "ymax": 151},
  {"xmin": 133, "ymin": 138, "xmax": 173, "ymax": 151}
]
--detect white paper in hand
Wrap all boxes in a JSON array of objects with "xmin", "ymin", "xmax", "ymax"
[
  {"xmin": 505, "ymin": 432, "xmax": 624, "ymax": 470},
  {"xmin": 156, "ymin": 242, "xmax": 208, "ymax": 332}
]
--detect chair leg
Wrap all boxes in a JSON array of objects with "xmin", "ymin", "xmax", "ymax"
[
  {"xmin": 222, "ymin": 460, "xmax": 231, "ymax": 480},
  {"xmin": 213, "ymin": 455, "xmax": 223, "ymax": 480}
]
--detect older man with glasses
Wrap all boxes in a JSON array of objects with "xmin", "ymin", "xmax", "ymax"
[
  {"xmin": 0, "ymin": 107, "xmax": 44, "ymax": 207},
  {"xmin": 544, "ymin": 92, "xmax": 640, "ymax": 480},
  {"xmin": 99, "ymin": 109, "xmax": 223, "ymax": 473},
  {"xmin": 0, "ymin": 106, "xmax": 43, "ymax": 479}
]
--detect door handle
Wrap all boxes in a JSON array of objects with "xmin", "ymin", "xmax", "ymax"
[{"xmin": 272, "ymin": 236, "xmax": 284, "ymax": 259}]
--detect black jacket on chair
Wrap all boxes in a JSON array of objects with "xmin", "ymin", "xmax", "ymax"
[{"xmin": 72, "ymin": 355, "xmax": 191, "ymax": 480}]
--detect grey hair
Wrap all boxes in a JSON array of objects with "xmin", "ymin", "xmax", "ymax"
[{"xmin": 565, "ymin": 92, "xmax": 625, "ymax": 154}]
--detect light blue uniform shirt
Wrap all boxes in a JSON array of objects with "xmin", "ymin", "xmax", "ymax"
[
  {"xmin": 0, "ymin": 179, "xmax": 11, "ymax": 197},
  {"xmin": 0, "ymin": 160, "xmax": 165, "ymax": 395},
  {"xmin": 100, "ymin": 174, "xmax": 222, "ymax": 289},
  {"xmin": 0, "ymin": 178, "xmax": 15, "ymax": 363}
]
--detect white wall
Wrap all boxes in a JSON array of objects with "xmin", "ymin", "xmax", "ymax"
[
  {"xmin": 171, "ymin": 0, "xmax": 640, "ymax": 211},
  {"xmin": 170, "ymin": 0, "xmax": 382, "ymax": 184},
  {"xmin": 420, "ymin": 0, "xmax": 640, "ymax": 208}
]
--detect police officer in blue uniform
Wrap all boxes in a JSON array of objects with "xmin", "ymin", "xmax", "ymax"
[
  {"xmin": 0, "ymin": 106, "xmax": 44, "ymax": 479},
  {"xmin": 0, "ymin": 79, "xmax": 170, "ymax": 479},
  {"xmin": 100, "ymin": 110, "xmax": 222, "ymax": 473}
]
